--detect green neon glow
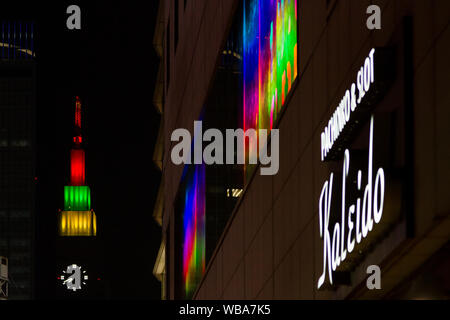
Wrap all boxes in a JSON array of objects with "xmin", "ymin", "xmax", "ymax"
[{"xmin": 64, "ymin": 186, "xmax": 91, "ymax": 211}]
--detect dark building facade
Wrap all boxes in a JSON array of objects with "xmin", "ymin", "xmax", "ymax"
[
  {"xmin": 157, "ymin": 0, "xmax": 450, "ymax": 300},
  {"xmin": 0, "ymin": 22, "xmax": 36, "ymax": 299}
]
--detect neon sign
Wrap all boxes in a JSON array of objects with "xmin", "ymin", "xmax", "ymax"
[{"xmin": 317, "ymin": 115, "xmax": 385, "ymax": 289}]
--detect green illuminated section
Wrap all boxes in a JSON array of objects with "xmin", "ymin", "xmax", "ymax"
[{"xmin": 64, "ymin": 186, "xmax": 91, "ymax": 211}]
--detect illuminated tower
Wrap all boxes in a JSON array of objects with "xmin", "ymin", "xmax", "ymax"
[{"xmin": 58, "ymin": 97, "xmax": 97, "ymax": 236}]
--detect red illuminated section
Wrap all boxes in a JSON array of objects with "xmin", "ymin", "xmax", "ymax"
[
  {"xmin": 71, "ymin": 96, "xmax": 85, "ymax": 185},
  {"xmin": 70, "ymin": 149, "xmax": 85, "ymax": 185}
]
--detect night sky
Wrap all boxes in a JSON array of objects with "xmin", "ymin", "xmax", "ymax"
[{"xmin": 2, "ymin": 1, "xmax": 162, "ymax": 299}]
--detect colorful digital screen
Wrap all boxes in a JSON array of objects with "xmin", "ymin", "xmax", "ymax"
[
  {"xmin": 182, "ymin": 164, "xmax": 206, "ymax": 298},
  {"xmin": 243, "ymin": 0, "xmax": 298, "ymax": 171}
]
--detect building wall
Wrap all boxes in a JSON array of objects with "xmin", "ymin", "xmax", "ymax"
[
  {"xmin": 164, "ymin": 0, "xmax": 450, "ymax": 299},
  {"xmin": 162, "ymin": 0, "xmax": 239, "ymax": 299}
]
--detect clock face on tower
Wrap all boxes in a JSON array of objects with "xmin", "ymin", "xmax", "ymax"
[{"xmin": 59, "ymin": 264, "xmax": 89, "ymax": 292}]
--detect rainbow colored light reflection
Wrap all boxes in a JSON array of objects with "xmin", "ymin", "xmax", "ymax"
[
  {"xmin": 182, "ymin": 164, "xmax": 206, "ymax": 298},
  {"xmin": 243, "ymin": 0, "xmax": 298, "ymax": 169}
]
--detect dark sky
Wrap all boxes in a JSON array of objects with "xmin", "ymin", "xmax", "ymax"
[{"xmin": 2, "ymin": 1, "xmax": 162, "ymax": 299}]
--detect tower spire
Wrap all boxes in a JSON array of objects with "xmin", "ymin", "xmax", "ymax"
[{"xmin": 74, "ymin": 96, "xmax": 82, "ymax": 146}]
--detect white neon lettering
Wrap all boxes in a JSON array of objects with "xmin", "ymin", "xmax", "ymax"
[
  {"xmin": 357, "ymin": 68, "xmax": 365, "ymax": 104},
  {"xmin": 369, "ymin": 48, "xmax": 375, "ymax": 83},
  {"xmin": 318, "ymin": 176, "xmax": 334, "ymax": 289},
  {"xmin": 356, "ymin": 170, "xmax": 362, "ymax": 244},
  {"xmin": 351, "ymin": 83, "xmax": 357, "ymax": 112},
  {"xmin": 341, "ymin": 150, "xmax": 350, "ymax": 262},
  {"xmin": 373, "ymin": 168, "xmax": 385, "ymax": 223},
  {"xmin": 317, "ymin": 115, "xmax": 385, "ymax": 289},
  {"xmin": 321, "ymin": 132, "xmax": 326, "ymax": 161},
  {"xmin": 364, "ymin": 57, "xmax": 371, "ymax": 92},
  {"xmin": 344, "ymin": 90, "xmax": 351, "ymax": 122},
  {"xmin": 347, "ymin": 205, "xmax": 355, "ymax": 253},
  {"xmin": 332, "ymin": 224, "xmax": 340, "ymax": 271}
]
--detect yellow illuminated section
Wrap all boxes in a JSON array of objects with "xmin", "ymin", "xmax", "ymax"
[{"xmin": 59, "ymin": 210, "xmax": 97, "ymax": 236}]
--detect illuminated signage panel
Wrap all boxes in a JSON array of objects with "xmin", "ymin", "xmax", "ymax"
[
  {"xmin": 182, "ymin": 164, "xmax": 206, "ymax": 298},
  {"xmin": 316, "ymin": 48, "xmax": 397, "ymax": 289},
  {"xmin": 243, "ymin": 0, "xmax": 298, "ymax": 175}
]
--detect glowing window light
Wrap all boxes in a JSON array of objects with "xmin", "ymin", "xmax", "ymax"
[
  {"xmin": 70, "ymin": 149, "xmax": 85, "ymax": 185},
  {"xmin": 243, "ymin": 0, "xmax": 297, "ymax": 174},
  {"xmin": 227, "ymin": 188, "xmax": 243, "ymax": 198},
  {"xmin": 64, "ymin": 186, "xmax": 91, "ymax": 211},
  {"xmin": 182, "ymin": 164, "xmax": 205, "ymax": 298},
  {"xmin": 58, "ymin": 210, "xmax": 97, "ymax": 236}
]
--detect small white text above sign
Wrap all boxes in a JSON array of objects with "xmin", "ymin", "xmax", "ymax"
[{"xmin": 320, "ymin": 48, "xmax": 376, "ymax": 162}]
